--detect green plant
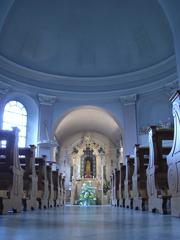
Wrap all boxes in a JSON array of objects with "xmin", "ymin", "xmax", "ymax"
[
  {"xmin": 78, "ymin": 181, "xmax": 96, "ymax": 206},
  {"xmin": 103, "ymin": 181, "xmax": 110, "ymax": 195}
]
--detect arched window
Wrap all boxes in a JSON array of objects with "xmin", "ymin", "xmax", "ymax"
[{"xmin": 3, "ymin": 101, "xmax": 27, "ymax": 147}]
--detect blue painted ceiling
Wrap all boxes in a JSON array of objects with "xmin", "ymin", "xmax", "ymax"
[{"xmin": 0, "ymin": 0, "xmax": 176, "ymax": 94}]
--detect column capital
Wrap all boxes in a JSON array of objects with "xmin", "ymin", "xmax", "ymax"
[
  {"xmin": 38, "ymin": 93, "xmax": 57, "ymax": 105},
  {"xmin": 119, "ymin": 94, "xmax": 137, "ymax": 105}
]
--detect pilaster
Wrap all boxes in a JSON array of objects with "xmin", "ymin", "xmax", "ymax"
[
  {"xmin": 120, "ymin": 94, "xmax": 138, "ymax": 155},
  {"xmin": 37, "ymin": 93, "xmax": 58, "ymax": 161}
]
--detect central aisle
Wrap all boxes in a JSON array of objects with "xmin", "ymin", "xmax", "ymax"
[{"xmin": 0, "ymin": 206, "xmax": 179, "ymax": 240}]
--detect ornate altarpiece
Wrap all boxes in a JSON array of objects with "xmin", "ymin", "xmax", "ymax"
[{"xmin": 80, "ymin": 147, "xmax": 96, "ymax": 178}]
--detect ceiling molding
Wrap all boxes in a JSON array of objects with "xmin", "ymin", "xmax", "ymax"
[
  {"xmin": 0, "ymin": 54, "xmax": 177, "ymax": 94},
  {"xmin": 38, "ymin": 93, "xmax": 57, "ymax": 106}
]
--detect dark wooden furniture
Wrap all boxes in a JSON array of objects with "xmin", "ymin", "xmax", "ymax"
[
  {"xmin": 167, "ymin": 91, "xmax": 180, "ymax": 217},
  {"xmin": 119, "ymin": 164, "xmax": 126, "ymax": 207},
  {"xmin": 19, "ymin": 145, "xmax": 38, "ymax": 211},
  {"xmin": 132, "ymin": 144, "xmax": 149, "ymax": 211},
  {"xmin": 52, "ymin": 169, "xmax": 61, "ymax": 207},
  {"xmin": 0, "ymin": 128, "xmax": 23, "ymax": 214},
  {"xmin": 124, "ymin": 155, "xmax": 134, "ymax": 209},
  {"xmin": 46, "ymin": 163, "xmax": 54, "ymax": 208},
  {"xmin": 35, "ymin": 155, "xmax": 48, "ymax": 209},
  {"xmin": 146, "ymin": 126, "xmax": 173, "ymax": 214}
]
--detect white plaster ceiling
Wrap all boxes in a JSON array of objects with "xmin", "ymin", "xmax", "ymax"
[
  {"xmin": 0, "ymin": 0, "xmax": 177, "ymax": 95},
  {"xmin": 55, "ymin": 107, "xmax": 121, "ymax": 145}
]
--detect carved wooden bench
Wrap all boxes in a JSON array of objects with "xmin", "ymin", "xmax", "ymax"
[
  {"xmin": 124, "ymin": 155, "xmax": 134, "ymax": 209},
  {"xmin": 146, "ymin": 126, "xmax": 173, "ymax": 214},
  {"xmin": 35, "ymin": 155, "xmax": 48, "ymax": 209},
  {"xmin": 132, "ymin": 144, "xmax": 149, "ymax": 211},
  {"xmin": 167, "ymin": 91, "xmax": 180, "ymax": 217},
  {"xmin": 111, "ymin": 169, "xmax": 120, "ymax": 206},
  {"xmin": 0, "ymin": 128, "xmax": 23, "ymax": 214},
  {"xmin": 19, "ymin": 145, "xmax": 38, "ymax": 211},
  {"xmin": 59, "ymin": 174, "xmax": 65, "ymax": 206},
  {"xmin": 46, "ymin": 163, "xmax": 54, "ymax": 208},
  {"xmin": 119, "ymin": 163, "xmax": 126, "ymax": 207},
  {"xmin": 52, "ymin": 169, "xmax": 61, "ymax": 207},
  {"xmin": 115, "ymin": 169, "xmax": 120, "ymax": 207}
]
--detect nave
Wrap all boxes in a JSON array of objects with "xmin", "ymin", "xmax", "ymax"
[{"xmin": 0, "ymin": 206, "xmax": 179, "ymax": 240}]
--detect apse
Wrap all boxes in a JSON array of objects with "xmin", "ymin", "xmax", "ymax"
[{"xmin": 54, "ymin": 106, "xmax": 122, "ymax": 146}]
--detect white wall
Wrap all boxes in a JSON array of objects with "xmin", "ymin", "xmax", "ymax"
[{"xmin": 137, "ymin": 89, "xmax": 173, "ymax": 146}]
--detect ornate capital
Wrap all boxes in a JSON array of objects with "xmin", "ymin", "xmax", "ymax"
[
  {"xmin": 38, "ymin": 93, "xmax": 56, "ymax": 105},
  {"xmin": 119, "ymin": 94, "xmax": 137, "ymax": 105},
  {"xmin": 165, "ymin": 80, "xmax": 178, "ymax": 98}
]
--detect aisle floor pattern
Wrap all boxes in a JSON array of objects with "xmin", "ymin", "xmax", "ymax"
[{"xmin": 0, "ymin": 206, "xmax": 179, "ymax": 240}]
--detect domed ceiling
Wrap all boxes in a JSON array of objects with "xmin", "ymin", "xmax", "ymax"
[{"xmin": 0, "ymin": 0, "xmax": 177, "ymax": 95}]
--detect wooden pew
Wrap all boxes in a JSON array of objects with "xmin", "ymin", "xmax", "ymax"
[
  {"xmin": 132, "ymin": 144, "xmax": 149, "ymax": 211},
  {"xmin": 19, "ymin": 145, "xmax": 38, "ymax": 211},
  {"xmin": 115, "ymin": 169, "xmax": 120, "ymax": 207},
  {"xmin": 119, "ymin": 163, "xmax": 126, "ymax": 207},
  {"xmin": 59, "ymin": 174, "xmax": 65, "ymax": 206},
  {"xmin": 0, "ymin": 128, "xmax": 23, "ymax": 214},
  {"xmin": 35, "ymin": 155, "xmax": 49, "ymax": 209},
  {"xmin": 62, "ymin": 176, "xmax": 66, "ymax": 205},
  {"xmin": 46, "ymin": 163, "xmax": 54, "ymax": 208},
  {"xmin": 110, "ymin": 171, "xmax": 116, "ymax": 206},
  {"xmin": 111, "ymin": 169, "xmax": 120, "ymax": 206},
  {"xmin": 167, "ymin": 91, "xmax": 180, "ymax": 217},
  {"xmin": 52, "ymin": 169, "xmax": 61, "ymax": 207},
  {"xmin": 124, "ymin": 155, "xmax": 134, "ymax": 209},
  {"xmin": 146, "ymin": 126, "xmax": 173, "ymax": 214}
]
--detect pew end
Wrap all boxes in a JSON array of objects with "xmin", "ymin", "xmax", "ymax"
[{"xmin": 146, "ymin": 126, "xmax": 173, "ymax": 214}]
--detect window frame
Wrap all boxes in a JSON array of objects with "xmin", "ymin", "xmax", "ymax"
[{"xmin": 2, "ymin": 100, "xmax": 28, "ymax": 147}]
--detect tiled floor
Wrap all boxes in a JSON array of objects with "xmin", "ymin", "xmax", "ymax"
[{"xmin": 0, "ymin": 206, "xmax": 179, "ymax": 240}]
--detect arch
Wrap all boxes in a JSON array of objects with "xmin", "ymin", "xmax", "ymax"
[
  {"xmin": 3, "ymin": 100, "xmax": 27, "ymax": 147},
  {"xmin": 1, "ymin": 92, "xmax": 39, "ymax": 146},
  {"xmin": 54, "ymin": 105, "xmax": 123, "ymax": 146}
]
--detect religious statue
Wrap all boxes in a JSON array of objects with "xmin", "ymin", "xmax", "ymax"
[{"xmin": 84, "ymin": 159, "xmax": 93, "ymax": 178}]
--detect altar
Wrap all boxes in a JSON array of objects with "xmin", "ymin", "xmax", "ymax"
[
  {"xmin": 71, "ymin": 178, "xmax": 102, "ymax": 205},
  {"xmin": 69, "ymin": 138, "xmax": 111, "ymax": 205}
]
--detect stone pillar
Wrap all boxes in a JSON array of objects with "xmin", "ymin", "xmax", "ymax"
[
  {"xmin": 159, "ymin": 0, "xmax": 180, "ymax": 86},
  {"xmin": 120, "ymin": 94, "xmax": 138, "ymax": 156},
  {"xmin": 37, "ymin": 93, "xmax": 58, "ymax": 161}
]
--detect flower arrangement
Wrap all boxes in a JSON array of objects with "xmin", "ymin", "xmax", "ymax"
[{"xmin": 78, "ymin": 181, "xmax": 96, "ymax": 206}]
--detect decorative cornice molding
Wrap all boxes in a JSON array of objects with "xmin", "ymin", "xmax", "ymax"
[
  {"xmin": 38, "ymin": 93, "xmax": 57, "ymax": 105},
  {"xmin": 0, "ymin": 54, "xmax": 177, "ymax": 94},
  {"xmin": 0, "ymin": 72, "xmax": 177, "ymax": 101},
  {"xmin": 119, "ymin": 94, "xmax": 137, "ymax": 105}
]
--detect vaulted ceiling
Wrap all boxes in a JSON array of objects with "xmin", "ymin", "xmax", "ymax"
[
  {"xmin": 54, "ymin": 106, "xmax": 121, "ymax": 145},
  {"xmin": 0, "ymin": 0, "xmax": 177, "ymax": 96}
]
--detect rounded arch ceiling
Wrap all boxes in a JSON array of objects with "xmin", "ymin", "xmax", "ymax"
[
  {"xmin": 0, "ymin": 0, "xmax": 176, "ymax": 94},
  {"xmin": 54, "ymin": 106, "xmax": 122, "ymax": 145}
]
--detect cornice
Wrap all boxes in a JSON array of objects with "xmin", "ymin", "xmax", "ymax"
[
  {"xmin": 0, "ymin": 54, "xmax": 178, "ymax": 101},
  {"xmin": 38, "ymin": 93, "xmax": 57, "ymax": 106},
  {"xmin": 119, "ymin": 94, "xmax": 137, "ymax": 105},
  {"xmin": 0, "ymin": 54, "xmax": 177, "ymax": 91},
  {"xmin": 0, "ymin": 71, "xmax": 177, "ymax": 101}
]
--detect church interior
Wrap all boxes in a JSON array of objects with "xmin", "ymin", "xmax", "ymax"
[{"xmin": 0, "ymin": 0, "xmax": 180, "ymax": 239}]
